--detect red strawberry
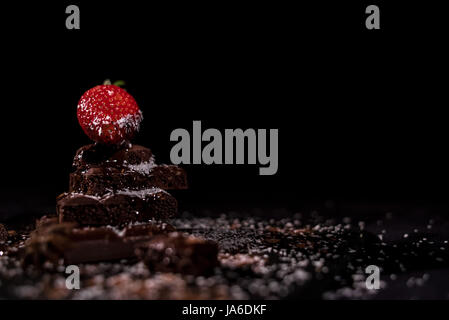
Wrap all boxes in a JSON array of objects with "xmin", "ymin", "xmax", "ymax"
[{"xmin": 77, "ymin": 85, "xmax": 143, "ymax": 144}]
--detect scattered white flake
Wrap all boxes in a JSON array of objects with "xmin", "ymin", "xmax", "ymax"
[
  {"xmin": 115, "ymin": 188, "xmax": 168, "ymax": 199},
  {"xmin": 69, "ymin": 193, "xmax": 102, "ymax": 200},
  {"xmin": 116, "ymin": 110, "xmax": 143, "ymax": 133},
  {"xmin": 127, "ymin": 157, "xmax": 156, "ymax": 175}
]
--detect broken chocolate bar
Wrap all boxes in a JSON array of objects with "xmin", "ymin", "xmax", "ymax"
[
  {"xmin": 23, "ymin": 219, "xmax": 175, "ymax": 266},
  {"xmin": 23, "ymin": 222, "xmax": 76, "ymax": 266},
  {"xmin": 136, "ymin": 232, "xmax": 219, "ymax": 276},
  {"xmin": 69, "ymin": 164, "xmax": 187, "ymax": 195},
  {"xmin": 57, "ymin": 188, "xmax": 177, "ymax": 226},
  {"xmin": 65, "ymin": 223, "xmax": 175, "ymax": 264},
  {"xmin": 69, "ymin": 143, "xmax": 187, "ymax": 195}
]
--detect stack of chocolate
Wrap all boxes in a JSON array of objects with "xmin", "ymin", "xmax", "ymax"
[
  {"xmin": 57, "ymin": 143, "xmax": 187, "ymax": 226},
  {"xmin": 23, "ymin": 143, "xmax": 218, "ymax": 274},
  {"xmin": 22, "ymin": 83, "xmax": 219, "ymax": 275}
]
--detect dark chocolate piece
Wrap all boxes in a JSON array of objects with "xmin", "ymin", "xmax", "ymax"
[
  {"xmin": 69, "ymin": 164, "xmax": 187, "ymax": 195},
  {"xmin": 64, "ymin": 223, "xmax": 173, "ymax": 264},
  {"xmin": 57, "ymin": 188, "xmax": 177, "ymax": 226},
  {"xmin": 137, "ymin": 232, "xmax": 219, "ymax": 276},
  {"xmin": 149, "ymin": 165, "xmax": 188, "ymax": 190},
  {"xmin": 73, "ymin": 143, "xmax": 153, "ymax": 169},
  {"xmin": 23, "ymin": 221, "xmax": 175, "ymax": 266},
  {"xmin": 23, "ymin": 222, "xmax": 76, "ymax": 266},
  {"xmin": 0, "ymin": 223, "xmax": 8, "ymax": 242}
]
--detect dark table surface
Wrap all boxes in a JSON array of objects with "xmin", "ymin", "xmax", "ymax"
[{"xmin": 1, "ymin": 201, "xmax": 449, "ymax": 300}]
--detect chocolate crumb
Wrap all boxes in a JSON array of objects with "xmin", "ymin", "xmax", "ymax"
[{"xmin": 0, "ymin": 224, "xmax": 8, "ymax": 242}]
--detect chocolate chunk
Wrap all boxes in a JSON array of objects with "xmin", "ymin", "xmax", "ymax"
[
  {"xmin": 65, "ymin": 223, "xmax": 175, "ymax": 264},
  {"xmin": 23, "ymin": 221, "xmax": 174, "ymax": 266},
  {"xmin": 0, "ymin": 223, "xmax": 8, "ymax": 242},
  {"xmin": 57, "ymin": 188, "xmax": 178, "ymax": 226},
  {"xmin": 23, "ymin": 222, "xmax": 76, "ymax": 267},
  {"xmin": 149, "ymin": 165, "xmax": 188, "ymax": 190},
  {"xmin": 73, "ymin": 143, "xmax": 153, "ymax": 169},
  {"xmin": 69, "ymin": 164, "xmax": 187, "ymax": 195},
  {"xmin": 137, "ymin": 232, "xmax": 219, "ymax": 276}
]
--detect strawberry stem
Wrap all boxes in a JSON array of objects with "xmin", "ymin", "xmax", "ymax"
[
  {"xmin": 103, "ymin": 79, "xmax": 126, "ymax": 88},
  {"xmin": 113, "ymin": 80, "xmax": 126, "ymax": 87}
]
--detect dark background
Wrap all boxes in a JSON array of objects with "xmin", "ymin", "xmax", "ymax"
[{"xmin": 1, "ymin": 1, "xmax": 448, "ymax": 219}]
